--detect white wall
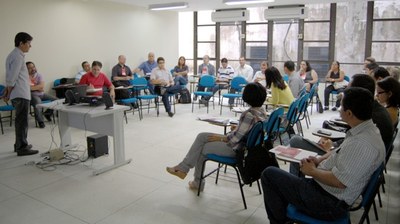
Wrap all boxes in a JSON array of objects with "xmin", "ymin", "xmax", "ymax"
[{"xmin": 0, "ymin": 0, "xmax": 179, "ymax": 92}]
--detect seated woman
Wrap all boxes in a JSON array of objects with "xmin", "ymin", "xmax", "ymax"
[
  {"xmin": 265, "ymin": 66, "xmax": 294, "ymax": 107},
  {"xmin": 172, "ymin": 56, "xmax": 189, "ymax": 86},
  {"xmin": 299, "ymin": 60, "xmax": 318, "ymax": 92},
  {"xmin": 376, "ymin": 76, "xmax": 400, "ymax": 126},
  {"xmin": 166, "ymin": 83, "xmax": 268, "ymax": 191},
  {"xmin": 324, "ymin": 61, "xmax": 346, "ymax": 111}
]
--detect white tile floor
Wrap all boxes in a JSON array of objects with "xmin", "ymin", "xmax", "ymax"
[{"xmin": 0, "ymin": 97, "xmax": 399, "ymax": 224}]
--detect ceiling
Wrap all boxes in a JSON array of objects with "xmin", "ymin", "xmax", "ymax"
[{"xmin": 103, "ymin": 0, "xmax": 364, "ymax": 12}]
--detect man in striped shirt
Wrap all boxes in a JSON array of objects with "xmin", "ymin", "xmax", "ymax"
[{"xmin": 261, "ymin": 87, "xmax": 385, "ymax": 223}]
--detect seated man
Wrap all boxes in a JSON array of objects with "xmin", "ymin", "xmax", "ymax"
[
  {"xmin": 284, "ymin": 61, "xmax": 304, "ymax": 98},
  {"xmin": 195, "ymin": 55, "xmax": 216, "ymax": 101},
  {"xmin": 289, "ymin": 74, "xmax": 393, "ymax": 176},
  {"xmin": 235, "ymin": 57, "xmax": 254, "ymax": 83},
  {"xmin": 79, "ymin": 61, "xmax": 115, "ymax": 99},
  {"xmin": 200, "ymin": 58, "xmax": 234, "ymax": 106},
  {"xmin": 111, "ymin": 55, "xmax": 133, "ymax": 99},
  {"xmin": 261, "ymin": 87, "xmax": 385, "ymax": 223},
  {"xmin": 75, "ymin": 61, "xmax": 90, "ymax": 84},
  {"xmin": 27, "ymin": 61, "xmax": 57, "ymax": 128},
  {"xmin": 150, "ymin": 57, "xmax": 182, "ymax": 118},
  {"xmin": 135, "ymin": 52, "xmax": 157, "ymax": 94}
]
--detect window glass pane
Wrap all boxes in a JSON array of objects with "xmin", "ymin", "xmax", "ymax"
[
  {"xmin": 272, "ymin": 23, "xmax": 298, "ymax": 62},
  {"xmin": 304, "ymin": 22, "xmax": 330, "ymax": 41},
  {"xmin": 220, "ymin": 25, "xmax": 241, "ymax": 60},
  {"xmin": 198, "ymin": 26, "xmax": 216, "ymax": 41},
  {"xmin": 248, "ymin": 60, "xmax": 266, "ymax": 75},
  {"xmin": 248, "ymin": 7, "xmax": 267, "ymax": 22},
  {"xmin": 179, "ymin": 12, "xmax": 193, "ymax": 59},
  {"xmin": 305, "ymin": 62, "xmax": 329, "ymax": 83},
  {"xmin": 305, "ymin": 4, "xmax": 331, "ymax": 21},
  {"xmin": 372, "ymin": 43, "xmax": 400, "ymax": 62},
  {"xmin": 198, "ymin": 11, "xmax": 214, "ymax": 25},
  {"xmin": 246, "ymin": 24, "xmax": 268, "ymax": 41},
  {"xmin": 373, "ymin": 1, "xmax": 400, "ymax": 19},
  {"xmin": 335, "ymin": 1, "xmax": 367, "ymax": 63},
  {"xmin": 303, "ymin": 42, "xmax": 329, "ymax": 61},
  {"xmin": 372, "ymin": 21, "xmax": 400, "ymax": 41},
  {"xmin": 339, "ymin": 64, "xmax": 363, "ymax": 77},
  {"xmin": 197, "ymin": 43, "xmax": 215, "ymax": 58},
  {"xmin": 246, "ymin": 43, "xmax": 268, "ymax": 60}
]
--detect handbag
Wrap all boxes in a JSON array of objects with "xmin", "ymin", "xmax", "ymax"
[
  {"xmin": 333, "ymin": 80, "xmax": 348, "ymax": 90},
  {"xmin": 236, "ymin": 121, "xmax": 279, "ymax": 184}
]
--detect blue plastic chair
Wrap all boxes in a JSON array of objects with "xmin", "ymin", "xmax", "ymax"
[
  {"xmin": 116, "ymin": 95, "xmax": 142, "ymax": 123},
  {"xmin": 295, "ymin": 93, "xmax": 311, "ymax": 133},
  {"xmin": 198, "ymin": 121, "xmax": 264, "ymax": 209},
  {"xmin": 287, "ymin": 163, "xmax": 384, "ymax": 224},
  {"xmin": 53, "ymin": 79, "xmax": 61, "ymax": 87},
  {"xmin": 329, "ymin": 75, "xmax": 350, "ymax": 106},
  {"xmin": 192, "ymin": 75, "xmax": 216, "ymax": 113},
  {"xmin": 308, "ymin": 82, "xmax": 320, "ymax": 115},
  {"xmin": 220, "ymin": 76, "xmax": 247, "ymax": 115},
  {"xmin": 263, "ymin": 107, "xmax": 284, "ymax": 144},
  {"xmin": 287, "ymin": 204, "xmax": 350, "ymax": 224},
  {"xmin": 283, "ymin": 74, "xmax": 289, "ymax": 82},
  {"xmin": 132, "ymin": 77, "xmax": 159, "ymax": 117},
  {"xmin": 0, "ymin": 85, "xmax": 15, "ymax": 134},
  {"xmin": 278, "ymin": 98, "xmax": 300, "ymax": 142}
]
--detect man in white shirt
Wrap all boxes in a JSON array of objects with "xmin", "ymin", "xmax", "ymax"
[
  {"xmin": 150, "ymin": 57, "xmax": 182, "ymax": 117},
  {"xmin": 235, "ymin": 57, "xmax": 254, "ymax": 83},
  {"xmin": 201, "ymin": 58, "xmax": 235, "ymax": 106},
  {"xmin": 75, "ymin": 61, "xmax": 90, "ymax": 83}
]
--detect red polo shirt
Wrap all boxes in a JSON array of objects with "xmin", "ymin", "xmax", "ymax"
[{"xmin": 79, "ymin": 72, "xmax": 112, "ymax": 96}]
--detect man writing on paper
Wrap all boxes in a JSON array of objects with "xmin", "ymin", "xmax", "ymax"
[{"xmin": 261, "ymin": 87, "xmax": 385, "ymax": 223}]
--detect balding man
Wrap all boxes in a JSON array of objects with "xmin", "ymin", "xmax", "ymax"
[
  {"xmin": 135, "ymin": 52, "xmax": 157, "ymax": 77},
  {"xmin": 112, "ymin": 55, "xmax": 133, "ymax": 99}
]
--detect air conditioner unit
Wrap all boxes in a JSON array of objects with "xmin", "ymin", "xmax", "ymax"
[
  {"xmin": 211, "ymin": 10, "xmax": 249, "ymax": 22},
  {"xmin": 264, "ymin": 6, "xmax": 307, "ymax": 21}
]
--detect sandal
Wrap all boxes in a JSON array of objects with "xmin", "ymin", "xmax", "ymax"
[{"xmin": 166, "ymin": 166, "xmax": 187, "ymax": 179}]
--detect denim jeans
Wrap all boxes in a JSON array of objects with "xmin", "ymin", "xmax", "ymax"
[
  {"xmin": 174, "ymin": 76, "xmax": 188, "ymax": 86},
  {"xmin": 31, "ymin": 93, "xmax": 57, "ymax": 123},
  {"xmin": 161, "ymin": 84, "xmax": 182, "ymax": 112},
  {"xmin": 261, "ymin": 167, "xmax": 348, "ymax": 224},
  {"xmin": 11, "ymin": 98, "xmax": 30, "ymax": 151}
]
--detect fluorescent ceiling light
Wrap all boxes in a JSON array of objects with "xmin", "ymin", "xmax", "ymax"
[
  {"xmin": 224, "ymin": 0, "xmax": 275, "ymax": 6},
  {"xmin": 149, "ymin": 2, "xmax": 188, "ymax": 11}
]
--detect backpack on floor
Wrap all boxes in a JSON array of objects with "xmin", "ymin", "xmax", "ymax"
[
  {"xmin": 236, "ymin": 121, "xmax": 279, "ymax": 185},
  {"xmin": 179, "ymin": 88, "xmax": 191, "ymax": 104}
]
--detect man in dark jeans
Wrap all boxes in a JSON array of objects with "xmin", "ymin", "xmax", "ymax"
[
  {"xmin": 261, "ymin": 87, "xmax": 385, "ymax": 223},
  {"xmin": 4, "ymin": 32, "xmax": 38, "ymax": 156}
]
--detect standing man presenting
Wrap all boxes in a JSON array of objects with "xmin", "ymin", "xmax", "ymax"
[{"xmin": 4, "ymin": 32, "xmax": 38, "ymax": 156}]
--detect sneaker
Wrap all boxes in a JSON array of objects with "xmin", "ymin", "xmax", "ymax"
[
  {"xmin": 15, "ymin": 144, "xmax": 32, "ymax": 152},
  {"xmin": 193, "ymin": 95, "xmax": 198, "ymax": 101},
  {"xmin": 38, "ymin": 122, "xmax": 45, "ymax": 128},
  {"xmin": 331, "ymin": 107, "xmax": 337, "ymax": 111},
  {"xmin": 168, "ymin": 112, "xmax": 174, "ymax": 117},
  {"xmin": 17, "ymin": 149, "xmax": 39, "ymax": 156},
  {"xmin": 323, "ymin": 106, "xmax": 329, "ymax": 110}
]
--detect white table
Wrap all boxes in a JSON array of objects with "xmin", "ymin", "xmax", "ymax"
[{"xmin": 38, "ymin": 100, "xmax": 132, "ymax": 175}]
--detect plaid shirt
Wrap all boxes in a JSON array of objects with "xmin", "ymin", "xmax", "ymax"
[{"xmin": 227, "ymin": 107, "xmax": 268, "ymax": 151}]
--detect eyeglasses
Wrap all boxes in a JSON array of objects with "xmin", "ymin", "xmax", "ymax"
[{"xmin": 377, "ymin": 91, "xmax": 387, "ymax": 95}]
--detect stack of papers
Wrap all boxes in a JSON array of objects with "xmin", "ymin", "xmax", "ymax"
[
  {"xmin": 270, "ymin": 145, "xmax": 318, "ymax": 163},
  {"xmin": 232, "ymin": 107, "xmax": 249, "ymax": 113},
  {"xmin": 197, "ymin": 116, "xmax": 236, "ymax": 125}
]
